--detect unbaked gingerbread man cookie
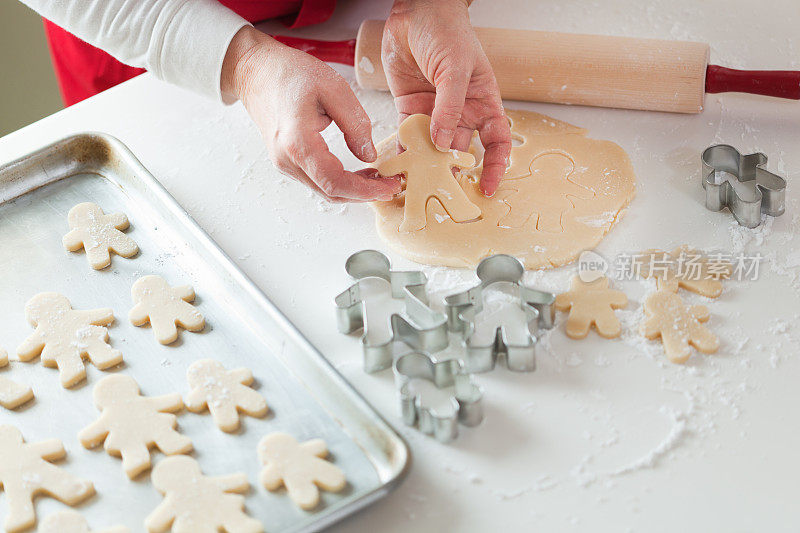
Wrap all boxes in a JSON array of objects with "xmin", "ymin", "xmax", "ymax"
[
  {"xmin": 17, "ymin": 292, "xmax": 122, "ymax": 388},
  {"xmin": 185, "ymin": 359, "xmax": 268, "ymax": 433},
  {"xmin": 79, "ymin": 374, "xmax": 193, "ymax": 479},
  {"xmin": 258, "ymin": 432, "xmax": 346, "ymax": 510},
  {"xmin": 0, "ymin": 347, "xmax": 33, "ymax": 410},
  {"xmin": 376, "ymin": 114, "xmax": 479, "ymax": 232},
  {"xmin": 635, "ymin": 246, "xmax": 731, "ymax": 297},
  {"xmin": 146, "ymin": 455, "xmax": 262, "ymax": 533},
  {"xmin": 62, "ymin": 202, "xmax": 138, "ymax": 270},
  {"xmin": 129, "ymin": 275, "xmax": 205, "ymax": 345},
  {"xmin": 641, "ymin": 289, "xmax": 719, "ymax": 363},
  {"xmin": 555, "ymin": 275, "xmax": 627, "ymax": 339},
  {"xmin": 0, "ymin": 425, "xmax": 95, "ymax": 533},
  {"xmin": 39, "ymin": 510, "xmax": 129, "ymax": 533}
]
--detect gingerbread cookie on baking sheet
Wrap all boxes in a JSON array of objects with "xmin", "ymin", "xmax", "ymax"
[
  {"xmin": 62, "ymin": 202, "xmax": 138, "ymax": 270},
  {"xmin": 0, "ymin": 425, "xmax": 94, "ymax": 533},
  {"xmin": 17, "ymin": 292, "xmax": 122, "ymax": 388},
  {"xmin": 79, "ymin": 374, "xmax": 192, "ymax": 478},
  {"xmin": 258, "ymin": 432, "xmax": 346, "ymax": 510},
  {"xmin": 147, "ymin": 455, "xmax": 262, "ymax": 533}
]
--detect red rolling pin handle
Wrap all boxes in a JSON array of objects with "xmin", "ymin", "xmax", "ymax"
[
  {"xmin": 705, "ymin": 65, "xmax": 800, "ymax": 99},
  {"xmin": 271, "ymin": 35, "xmax": 356, "ymax": 65}
]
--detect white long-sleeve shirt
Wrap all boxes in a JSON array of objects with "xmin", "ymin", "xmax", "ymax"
[{"xmin": 21, "ymin": 0, "xmax": 251, "ymax": 101}]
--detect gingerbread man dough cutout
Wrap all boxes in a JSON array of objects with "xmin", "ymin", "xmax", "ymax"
[
  {"xmin": 17, "ymin": 292, "xmax": 122, "ymax": 388},
  {"xmin": 258, "ymin": 432, "xmax": 346, "ymax": 510},
  {"xmin": 129, "ymin": 275, "xmax": 205, "ymax": 345},
  {"xmin": 497, "ymin": 152, "xmax": 595, "ymax": 232},
  {"xmin": 0, "ymin": 348, "xmax": 33, "ymax": 410},
  {"xmin": 147, "ymin": 455, "xmax": 262, "ymax": 533},
  {"xmin": 555, "ymin": 275, "xmax": 628, "ymax": 339},
  {"xmin": 376, "ymin": 114, "xmax": 479, "ymax": 232},
  {"xmin": 79, "ymin": 374, "xmax": 193, "ymax": 479},
  {"xmin": 185, "ymin": 359, "xmax": 269, "ymax": 433},
  {"xmin": 0, "ymin": 425, "xmax": 95, "ymax": 533},
  {"xmin": 641, "ymin": 289, "xmax": 720, "ymax": 364},
  {"xmin": 62, "ymin": 202, "xmax": 139, "ymax": 270},
  {"xmin": 636, "ymin": 246, "xmax": 732, "ymax": 297},
  {"xmin": 39, "ymin": 510, "xmax": 129, "ymax": 533}
]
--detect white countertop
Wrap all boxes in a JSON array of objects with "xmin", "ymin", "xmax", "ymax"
[{"xmin": 2, "ymin": 0, "xmax": 799, "ymax": 531}]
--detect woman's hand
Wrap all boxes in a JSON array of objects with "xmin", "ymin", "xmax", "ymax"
[
  {"xmin": 382, "ymin": 0, "xmax": 512, "ymax": 196},
  {"xmin": 222, "ymin": 26, "xmax": 401, "ymax": 202}
]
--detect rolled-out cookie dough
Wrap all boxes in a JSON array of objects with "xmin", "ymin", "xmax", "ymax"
[{"xmin": 371, "ymin": 109, "xmax": 636, "ymax": 268}]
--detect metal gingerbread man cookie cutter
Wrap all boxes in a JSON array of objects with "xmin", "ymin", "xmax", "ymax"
[
  {"xmin": 444, "ymin": 254, "xmax": 556, "ymax": 373},
  {"xmin": 393, "ymin": 351, "xmax": 483, "ymax": 442},
  {"xmin": 701, "ymin": 144, "xmax": 787, "ymax": 228},
  {"xmin": 335, "ymin": 250, "xmax": 448, "ymax": 373}
]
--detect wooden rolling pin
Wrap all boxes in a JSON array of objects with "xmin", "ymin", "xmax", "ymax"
[{"xmin": 273, "ymin": 20, "xmax": 800, "ymax": 114}]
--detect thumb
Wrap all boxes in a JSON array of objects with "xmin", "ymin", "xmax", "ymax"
[{"xmin": 430, "ymin": 67, "xmax": 470, "ymax": 151}]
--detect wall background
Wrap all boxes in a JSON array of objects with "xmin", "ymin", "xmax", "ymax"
[{"xmin": 0, "ymin": 2, "xmax": 63, "ymax": 137}]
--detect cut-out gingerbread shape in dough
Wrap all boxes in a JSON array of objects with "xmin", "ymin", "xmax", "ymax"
[
  {"xmin": 39, "ymin": 510, "xmax": 130, "ymax": 533},
  {"xmin": 147, "ymin": 455, "xmax": 262, "ymax": 533},
  {"xmin": 79, "ymin": 374, "xmax": 193, "ymax": 479},
  {"xmin": 17, "ymin": 293, "xmax": 122, "ymax": 388},
  {"xmin": 0, "ymin": 425, "xmax": 95, "ymax": 533},
  {"xmin": 497, "ymin": 152, "xmax": 594, "ymax": 232},
  {"xmin": 636, "ymin": 246, "xmax": 732, "ymax": 298},
  {"xmin": 0, "ymin": 347, "xmax": 33, "ymax": 410},
  {"xmin": 641, "ymin": 289, "xmax": 719, "ymax": 364},
  {"xmin": 185, "ymin": 359, "xmax": 269, "ymax": 433},
  {"xmin": 258, "ymin": 432, "xmax": 346, "ymax": 510},
  {"xmin": 371, "ymin": 109, "xmax": 636, "ymax": 269},
  {"xmin": 62, "ymin": 202, "xmax": 138, "ymax": 270},
  {"xmin": 555, "ymin": 275, "xmax": 628, "ymax": 339},
  {"xmin": 129, "ymin": 275, "xmax": 205, "ymax": 345},
  {"xmin": 375, "ymin": 114, "xmax": 479, "ymax": 232}
]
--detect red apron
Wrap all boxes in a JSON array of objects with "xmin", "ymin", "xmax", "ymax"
[{"xmin": 43, "ymin": 0, "xmax": 337, "ymax": 106}]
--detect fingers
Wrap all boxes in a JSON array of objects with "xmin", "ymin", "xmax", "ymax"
[
  {"xmin": 477, "ymin": 111, "xmax": 512, "ymax": 197},
  {"xmin": 451, "ymin": 127, "xmax": 475, "ymax": 152},
  {"xmin": 322, "ymin": 81, "xmax": 378, "ymax": 163},
  {"xmin": 430, "ymin": 67, "xmax": 470, "ymax": 151},
  {"xmin": 290, "ymin": 130, "xmax": 401, "ymax": 201}
]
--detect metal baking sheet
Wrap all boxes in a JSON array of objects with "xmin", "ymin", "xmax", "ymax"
[{"xmin": 0, "ymin": 134, "xmax": 409, "ymax": 532}]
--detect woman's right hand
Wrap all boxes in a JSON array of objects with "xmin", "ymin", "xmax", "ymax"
[{"xmin": 221, "ymin": 26, "xmax": 401, "ymax": 202}]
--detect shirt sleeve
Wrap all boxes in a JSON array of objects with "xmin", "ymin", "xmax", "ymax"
[{"xmin": 20, "ymin": 0, "xmax": 250, "ymax": 102}]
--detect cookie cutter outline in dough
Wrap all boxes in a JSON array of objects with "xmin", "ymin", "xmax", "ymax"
[
  {"xmin": 701, "ymin": 144, "xmax": 786, "ymax": 228},
  {"xmin": 335, "ymin": 250, "xmax": 448, "ymax": 373},
  {"xmin": 393, "ymin": 351, "xmax": 483, "ymax": 442},
  {"xmin": 444, "ymin": 254, "xmax": 556, "ymax": 373}
]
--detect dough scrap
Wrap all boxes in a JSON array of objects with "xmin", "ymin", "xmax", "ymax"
[
  {"xmin": 79, "ymin": 374, "xmax": 192, "ymax": 479},
  {"xmin": 146, "ymin": 455, "xmax": 262, "ymax": 533},
  {"xmin": 39, "ymin": 510, "xmax": 129, "ymax": 533},
  {"xmin": 375, "ymin": 114, "xmax": 479, "ymax": 232},
  {"xmin": 62, "ymin": 202, "xmax": 138, "ymax": 270},
  {"xmin": 258, "ymin": 432, "xmax": 346, "ymax": 510},
  {"xmin": 641, "ymin": 289, "xmax": 719, "ymax": 364},
  {"xmin": 555, "ymin": 276, "xmax": 628, "ymax": 339},
  {"xmin": 17, "ymin": 293, "xmax": 122, "ymax": 388},
  {"xmin": 0, "ymin": 347, "xmax": 33, "ymax": 410},
  {"xmin": 371, "ymin": 109, "xmax": 636, "ymax": 268},
  {"xmin": 129, "ymin": 275, "xmax": 205, "ymax": 345},
  {"xmin": 185, "ymin": 359, "xmax": 269, "ymax": 433},
  {"xmin": 0, "ymin": 425, "xmax": 94, "ymax": 533},
  {"xmin": 635, "ymin": 246, "xmax": 732, "ymax": 297}
]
